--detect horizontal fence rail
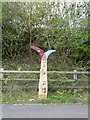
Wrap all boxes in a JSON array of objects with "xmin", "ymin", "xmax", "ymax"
[
  {"xmin": 0, "ymin": 70, "xmax": 89, "ymax": 74},
  {"xmin": 0, "ymin": 70, "xmax": 40, "ymax": 73},
  {"xmin": 0, "ymin": 69, "xmax": 89, "ymax": 81},
  {"xmin": 0, "ymin": 69, "xmax": 89, "ymax": 89}
]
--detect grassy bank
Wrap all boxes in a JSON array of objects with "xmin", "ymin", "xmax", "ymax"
[
  {"xmin": 2, "ymin": 59, "xmax": 88, "ymax": 104},
  {"xmin": 2, "ymin": 88, "xmax": 88, "ymax": 104}
]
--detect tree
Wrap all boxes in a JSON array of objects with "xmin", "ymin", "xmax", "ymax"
[{"xmin": 2, "ymin": 1, "xmax": 89, "ymax": 69}]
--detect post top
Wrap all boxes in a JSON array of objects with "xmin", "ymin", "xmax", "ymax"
[{"xmin": 30, "ymin": 45, "xmax": 56, "ymax": 60}]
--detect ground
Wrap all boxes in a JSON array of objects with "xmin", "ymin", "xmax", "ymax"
[{"xmin": 2, "ymin": 104, "xmax": 88, "ymax": 118}]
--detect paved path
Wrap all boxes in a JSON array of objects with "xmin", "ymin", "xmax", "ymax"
[{"xmin": 2, "ymin": 104, "xmax": 88, "ymax": 118}]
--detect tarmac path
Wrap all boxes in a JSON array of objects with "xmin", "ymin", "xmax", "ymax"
[{"xmin": 1, "ymin": 104, "xmax": 88, "ymax": 118}]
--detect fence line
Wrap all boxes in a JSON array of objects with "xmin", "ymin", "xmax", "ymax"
[
  {"xmin": 0, "ymin": 68, "xmax": 89, "ymax": 80},
  {"xmin": 1, "ymin": 78, "xmax": 89, "ymax": 82},
  {"xmin": 0, "ymin": 70, "xmax": 89, "ymax": 74}
]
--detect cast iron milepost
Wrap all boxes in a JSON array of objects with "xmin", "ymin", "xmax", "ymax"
[{"xmin": 30, "ymin": 45, "xmax": 56, "ymax": 99}]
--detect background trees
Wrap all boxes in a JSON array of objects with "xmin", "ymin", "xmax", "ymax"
[{"xmin": 2, "ymin": 1, "xmax": 90, "ymax": 70}]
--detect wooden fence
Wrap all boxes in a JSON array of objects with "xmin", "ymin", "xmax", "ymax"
[
  {"xmin": 0, "ymin": 68, "xmax": 89, "ymax": 81},
  {"xmin": 0, "ymin": 68, "xmax": 89, "ymax": 89}
]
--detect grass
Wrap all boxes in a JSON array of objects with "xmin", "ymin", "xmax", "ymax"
[
  {"xmin": 2, "ymin": 59, "xmax": 89, "ymax": 104},
  {"xmin": 2, "ymin": 89, "xmax": 88, "ymax": 104}
]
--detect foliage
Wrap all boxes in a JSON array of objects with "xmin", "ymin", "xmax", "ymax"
[
  {"xmin": 1, "ymin": 2, "xmax": 89, "ymax": 104},
  {"xmin": 2, "ymin": 2, "xmax": 90, "ymax": 69}
]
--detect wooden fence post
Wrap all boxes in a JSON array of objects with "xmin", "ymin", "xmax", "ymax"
[
  {"xmin": 73, "ymin": 70, "xmax": 77, "ymax": 80},
  {"xmin": 0, "ymin": 68, "xmax": 3, "ymax": 79}
]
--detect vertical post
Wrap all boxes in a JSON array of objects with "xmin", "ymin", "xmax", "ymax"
[
  {"xmin": 39, "ymin": 59, "xmax": 47, "ymax": 99},
  {"xmin": 73, "ymin": 70, "xmax": 77, "ymax": 80},
  {"xmin": 0, "ymin": 68, "xmax": 3, "ymax": 80},
  {"xmin": 0, "ymin": 67, "xmax": 2, "ymax": 118},
  {"xmin": 30, "ymin": 45, "xmax": 56, "ymax": 99}
]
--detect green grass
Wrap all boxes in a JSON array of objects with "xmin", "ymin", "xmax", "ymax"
[
  {"xmin": 2, "ymin": 89, "xmax": 88, "ymax": 104},
  {"xmin": 2, "ymin": 57, "xmax": 88, "ymax": 104}
]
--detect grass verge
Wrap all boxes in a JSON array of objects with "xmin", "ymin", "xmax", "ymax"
[{"xmin": 2, "ymin": 89, "xmax": 88, "ymax": 104}]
